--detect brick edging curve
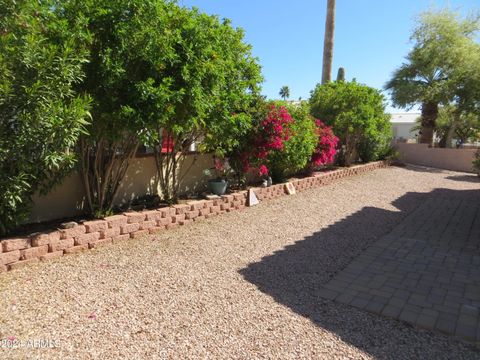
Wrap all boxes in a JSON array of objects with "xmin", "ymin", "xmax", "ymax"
[{"xmin": 0, "ymin": 161, "xmax": 389, "ymax": 272}]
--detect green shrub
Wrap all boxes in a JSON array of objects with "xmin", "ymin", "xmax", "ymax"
[
  {"xmin": 357, "ymin": 125, "xmax": 392, "ymax": 163},
  {"xmin": 473, "ymin": 150, "xmax": 480, "ymax": 175},
  {"xmin": 268, "ymin": 102, "xmax": 317, "ymax": 182},
  {"xmin": 309, "ymin": 81, "xmax": 391, "ymax": 165},
  {"xmin": 0, "ymin": 0, "xmax": 91, "ymax": 234}
]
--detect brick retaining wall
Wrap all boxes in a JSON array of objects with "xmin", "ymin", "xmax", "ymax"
[{"xmin": 0, "ymin": 161, "xmax": 389, "ymax": 272}]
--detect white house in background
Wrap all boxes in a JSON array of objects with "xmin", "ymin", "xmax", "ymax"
[{"xmin": 390, "ymin": 112, "xmax": 420, "ymax": 141}]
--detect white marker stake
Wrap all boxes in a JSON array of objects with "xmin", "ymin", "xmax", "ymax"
[{"xmin": 247, "ymin": 189, "xmax": 259, "ymax": 206}]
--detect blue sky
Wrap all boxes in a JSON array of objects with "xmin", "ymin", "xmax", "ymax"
[{"xmin": 180, "ymin": 0, "xmax": 479, "ymax": 113}]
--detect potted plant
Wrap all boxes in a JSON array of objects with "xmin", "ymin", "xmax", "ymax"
[
  {"xmin": 473, "ymin": 150, "xmax": 480, "ymax": 177},
  {"xmin": 203, "ymin": 157, "xmax": 233, "ymax": 195}
]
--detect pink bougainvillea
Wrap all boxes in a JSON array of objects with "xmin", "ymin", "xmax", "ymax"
[
  {"xmin": 241, "ymin": 105, "xmax": 293, "ymax": 176},
  {"xmin": 311, "ymin": 120, "xmax": 338, "ymax": 167},
  {"xmin": 258, "ymin": 164, "xmax": 269, "ymax": 176}
]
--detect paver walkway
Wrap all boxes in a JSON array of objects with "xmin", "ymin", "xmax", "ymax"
[{"xmin": 318, "ymin": 188, "xmax": 480, "ymax": 344}]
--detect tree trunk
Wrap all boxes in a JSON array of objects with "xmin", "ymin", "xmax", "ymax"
[
  {"xmin": 445, "ymin": 111, "xmax": 461, "ymax": 148},
  {"xmin": 419, "ymin": 102, "xmax": 438, "ymax": 145},
  {"xmin": 321, "ymin": 0, "xmax": 335, "ymax": 84}
]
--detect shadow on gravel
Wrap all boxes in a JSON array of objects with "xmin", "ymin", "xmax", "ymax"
[
  {"xmin": 446, "ymin": 175, "xmax": 480, "ymax": 183},
  {"xmin": 402, "ymin": 164, "xmax": 446, "ymax": 174},
  {"xmin": 239, "ymin": 188, "xmax": 480, "ymax": 358}
]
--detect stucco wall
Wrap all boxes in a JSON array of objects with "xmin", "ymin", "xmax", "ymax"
[
  {"xmin": 395, "ymin": 143, "xmax": 476, "ymax": 173},
  {"xmin": 392, "ymin": 123, "xmax": 418, "ymax": 141},
  {"xmin": 29, "ymin": 153, "xmax": 213, "ymax": 223}
]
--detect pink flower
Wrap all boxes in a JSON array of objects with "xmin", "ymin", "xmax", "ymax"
[
  {"xmin": 311, "ymin": 119, "xmax": 338, "ymax": 166},
  {"xmin": 258, "ymin": 165, "xmax": 269, "ymax": 176},
  {"xmin": 214, "ymin": 158, "xmax": 224, "ymax": 171}
]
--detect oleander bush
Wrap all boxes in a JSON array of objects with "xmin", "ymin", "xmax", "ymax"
[
  {"xmin": 0, "ymin": 0, "xmax": 91, "ymax": 235},
  {"xmin": 309, "ymin": 81, "xmax": 391, "ymax": 166}
]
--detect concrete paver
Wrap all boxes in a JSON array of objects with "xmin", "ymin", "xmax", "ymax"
[{"xmin": 319, "ymin": 192, "xmax": 480, "ymax": 344}]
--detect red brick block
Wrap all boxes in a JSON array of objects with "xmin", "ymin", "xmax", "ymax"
[
  {"xmin": 148, "ymin": 226, "xmax": 165, "ymax": 234},
  {"xmin": 100, "ymin": 227, "xmax": 121, "ymax": 239},
  {"xmin": 199, "ymin": 208, "xmax": 210, "ymax": 216},
  {"xmin": 20, "ymin": 245, "xmax": 48, "ymax": 260},
  {"xmin": 74, "ymin": 232, "xmax": 101, "ymax": 246},
  {"xmin": 88, "ymin": 238, "xmax": 113, "ymax": 249},
  {"xmin": 210, "ymin": 205, "xmax": 221, "ymax": 214},
  {"xmin": 157, "ymin": 217, "xmax": 172, "ymax": 226},
  {"xmin": 84, "ymin": 220, "xmax": 108, "ymax": 233},
  {"xmin": 221, "ymin": 194, "xmax": 234, "ymax": 203},
  {"xmin": 233, "ymin": 193, "xmax": 245, "ymax": 201},
  {"xmin": 30, "ymin": 231, "xmax": 60, "ymax": 247},
  {"xmin": 220, "ymin": 203, "xmax": 231, "ymax": 211},
  {"xmin": 104, "ymin": 215, "xmax": 128, "ymax": 228},
  {"xmin": 189, "ymin": 201, "xmax": 205, "ymax": 210},
  {"xmin": 179, "ymin": 219, "xmax": 192, "ymax": 226},
  {"xmin": 165, "ymin": 223, "xmax": 178, "ymax": 230},
  {"xmin": 8, "ymin": 258, "xmax": 39, "ymax": 270},
  {"xmin": 159, "ymin": 207, "xmax": 176, "ymax": 217},
  {"xmin": 185, "ymin": 210, "xmax": 199, "ymax": 220},
  {"xmin": 124, "ymin": 212, "xmax": 146, "ymax": 223},
  {"xmin": 173, "ymin": 204, "xmax": 190, "ymax": 215},
  {"xmin": 0, "ymin": 265, "xmax": 7, "ymax": 272},
  {"xmin": 139, "ymin": 220, "xmax": 156, "ymax": 230},
  {"xmin": 40, "ymin": 251, "xmax": 63, "ymax": 261},
  {"xmin": 50, "ymin": 238, "xmax": 74, "ymax": 252},
  {"xmin": 203, "ymin": 200, "xmax": 214, "ymax": 208},
  {"xmin": 61, "ymin": 225, "xmax": 86, "ymax": 239},
  {"xmin": 130, "ymin": 229, "xmax": 149, "ymax": 239},
  {"xmin": 112, "ymin": 234, "xmax": 130, "ymax": 243},
  {"xmin": 121, "ymin": 223, "xmax": 140, "ymax": 234},
  {"xmin": 172, "ymin": 214, "xmax": 186, "ymax": 223},
  {"xmin": 0, "ymin": 250, "xmax": 21, "ymax": 265},
  {"xmin": 213, "ymin": 199, "xmax": 223, "ymax": 206},
  {"xmin": 143, "ymin": 210, "xmax": 162, "ymax": 221},
  {"xmin": 64, "ymin": 244, "xmax": 88, "ymax": 254},
  {"xmin": 2, "ymin": 238, "xmax": 31, "ymax": 252}
]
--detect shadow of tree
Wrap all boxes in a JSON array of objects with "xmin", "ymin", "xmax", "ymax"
[
  {"xmin": 239, "ymin": 188, "xmax": 480, "ymax": 358},
  {"xmin": 402, "ymin": 164, "xmax": 447, "ymax": 174},
  {"xmin": 446, "ymin": 175, "xmax": 480, "ymax": 183}
]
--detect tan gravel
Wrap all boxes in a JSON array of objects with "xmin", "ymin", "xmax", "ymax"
[{"xmin": 1, "ymin": 165, "xmax": 479, "ymax": 359}]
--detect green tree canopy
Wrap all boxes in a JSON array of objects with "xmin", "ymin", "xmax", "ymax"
[
  {"xmin": 385, "ymin": 9, "xmax": 480, "ymax": 145},
  {"xmin": 149, "ymin": 7, "xmax": 263, "ymax": 201},
  {"xmin": 58, "ymin": 0, "xmax": 182, "ymax": 215},
  {"xmin": 310, "ymin": 81, "xmax": 391, "ymax": 165},
  {"xmin": 0, "ymin": 0, "xmax": 91, "ymax": 234}
]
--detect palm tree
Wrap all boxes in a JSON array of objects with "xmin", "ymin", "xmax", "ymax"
[
  {"xmin": 385, "ymin": 10, "xmax": 480, "ymax": 145},
  {"xmin": 279, "ymin": 86, "xmax": 290, "ymax": 101},
  {"xmin": 385, "ymin": 62, "xmax": 447, "ymax": 145},
  {"xmin": 322, "ymin": 0, "xmax": 336, "ymax": 84}
]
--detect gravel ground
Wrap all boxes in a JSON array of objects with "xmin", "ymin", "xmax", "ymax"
[{"xmin": 1, "ymin": 165, "xmax": 479, "ymax": 360}]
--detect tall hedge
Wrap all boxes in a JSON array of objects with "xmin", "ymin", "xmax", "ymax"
[
  {"xmin": 309, "ymin": 81, "xmax": 391, "ymax": 165},
  {"xmin": 0, "ymin": 0, "xmax": 91, "ymax": 234}
]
